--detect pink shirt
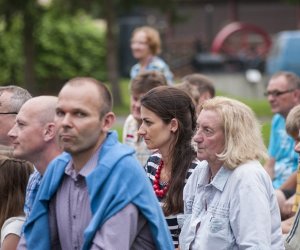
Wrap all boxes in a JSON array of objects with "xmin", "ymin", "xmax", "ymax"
[{"xmin": 18, "ymin": 147, "xmax": 155, "ymax": 249}]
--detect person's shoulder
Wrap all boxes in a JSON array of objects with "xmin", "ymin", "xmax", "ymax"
[
  {"xmin": 272, "ymin": 113, "xmax": 285, "ymax": 125},
  {"xmin": 124, "ymin": 114, "xmax": 137, "ymax": 126},
  {"xmin": 232, "ymin": 161, "xmax": 272, "ymax": 185},
  {"xmin": 150, "ymin": 56, "xmax": 168, "ymax": 68},
  {"xmin": 1, "ymin": 216, "xmax": 25, "ymax": 240}
]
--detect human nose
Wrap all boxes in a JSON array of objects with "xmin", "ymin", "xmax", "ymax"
[
  {"xmin": 60, "ymin": 113, "xmax": 73, "ymax": 127},
  {"xmin": 8, "ymin": 124, "xmax": 17, "ymax": 138},
  {"xmin": 193, "ymin": 128, "xmax": 204, "ymax": 143},
  {"xmin": 137, "ymin": 123, "xmax": 146, "ymax": 136},
  {"xmin": 294, "ymin": 141, "xmax": 300, "ymax": 154}
]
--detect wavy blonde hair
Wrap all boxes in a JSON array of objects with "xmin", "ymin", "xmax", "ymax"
[{"xmin": 200, "ymin": 96, "xmax": 268, "ymax": 169}]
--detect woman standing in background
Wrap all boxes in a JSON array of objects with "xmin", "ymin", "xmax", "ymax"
[{"xmin": 130, "ymin": 26, "xmax": 174, "ymax": 85}]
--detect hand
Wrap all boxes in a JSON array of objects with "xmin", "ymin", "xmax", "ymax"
[{"xmin": 281, "ymin": 195, "xmax": 296, "ymax": 220}]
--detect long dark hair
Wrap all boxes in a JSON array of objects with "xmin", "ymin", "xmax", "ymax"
[
  {"xmin": 141, "ymin": 86, "xmax": 196, "ymax": 215},
  {"xmin": 0, "ymin": 156, "xmax": 33, "ymax": 228}
]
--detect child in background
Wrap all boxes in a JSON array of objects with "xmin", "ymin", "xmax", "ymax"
[
  {"xmin": 0, "ymin": 156, "xmax": 33, "ymax": 250},
  {"xmin": 178, "ymin": 73, "xmax": 215, "ymax": 114},
  {"xmin": 123, "ymin": 71, "xmax": 167, "ymax": 166}
]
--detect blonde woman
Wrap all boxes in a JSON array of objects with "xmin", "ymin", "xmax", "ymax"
[
  {"xmin": 130, "ymin": 26, "xmax": 173, "ymax": 85},
  {"xmin": 179, "ymin": 97, "xmax": 284, "ymax": 249}
]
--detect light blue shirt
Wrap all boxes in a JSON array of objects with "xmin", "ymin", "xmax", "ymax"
[
  {"xmin": 268, "ymin": 114, "xmax": 298, "ymax": 189},
  {"xmin": 179, "ymin": 161, "xmax": 284, "ymax": 250},
  {"xmin": 130, "ymin": 56, "xmax": 174, "ymax": 85}
]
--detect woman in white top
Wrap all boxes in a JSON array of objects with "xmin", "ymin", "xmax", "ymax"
[
  {"xmin": 179, "ymin": 96, "xmax": 284, "ymax": 249},
  {"xmin": 0, "ymin": 156, "xmax": 33, "ymax": 249}
]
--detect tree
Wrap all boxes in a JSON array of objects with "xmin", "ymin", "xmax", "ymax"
[{"xmin": 0, "ymin": 0, "xmax": 44, "ymax": 94}]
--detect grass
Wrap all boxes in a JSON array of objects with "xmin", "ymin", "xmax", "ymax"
[{"xmin": 110, "ymin": 79, "xmax": 272, "ymax": 146}]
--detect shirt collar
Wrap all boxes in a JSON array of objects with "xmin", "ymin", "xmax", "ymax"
[
  {"xmin": 65, "ymin": 145, "xmax": 102, "ymax": 179},
  {"xmin": 210, "ymin": 166, "xmax": 232, "ymax": 191}
]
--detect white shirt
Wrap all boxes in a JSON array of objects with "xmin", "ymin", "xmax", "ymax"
[{"xmin": 1, "ymin": 216, "xmax": 25, "ymax": 246}]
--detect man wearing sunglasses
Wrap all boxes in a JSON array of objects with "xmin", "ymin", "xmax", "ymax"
[{"xmin": 0, "ymin": 86, "xmax": 31, "ymax": 156}]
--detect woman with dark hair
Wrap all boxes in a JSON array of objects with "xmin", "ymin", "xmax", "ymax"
[
  {"xmin": 0, "ymin": 156, "xmax": 33, "ymax": 249},
  {"xmin": 138, "ymin": 86, "xmax": 202, "ymax": 248}
]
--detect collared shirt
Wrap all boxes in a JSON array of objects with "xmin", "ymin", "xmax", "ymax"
[
  {"xmin": 48, "ymin": 146, "xmax": 155, "ymax": 250},
  {"xmin": 269, "ymin": 114, "xmax": 298, "ymax": 188},
  {"xmin": 24, "ymin": 169, "xmax": 42, "ymax": 217},
  {"xmin": 123, "ymin": 114, "xmax": 152, "ymax": 166},
  {"xmin": 179, "ymin": 161, "xmax": 284, "ymax": 250},
  {"xmin": 130, "ymin": 56, "xmax": 174, "ymax": 85}
]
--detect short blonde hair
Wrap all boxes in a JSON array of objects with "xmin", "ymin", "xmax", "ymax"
[
  {"xmin": 286, "ymin": 104, "xmax": 300, "ymax": 136},
  {"xmin": 131, "ymin": 26, "xmax": 161, "ymax": 55},
  {"xmin": 200, "ymin": 96, "xmax": 268, "ymax": 169}
]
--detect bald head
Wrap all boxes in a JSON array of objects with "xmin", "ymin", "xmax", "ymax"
[
  {"xmin": 21, "ymin": 96, "xmax": 58, "ymax": 124},
  {"xmin": 8, "ymin": 95, "xmax": 60, "ymax": 170}
]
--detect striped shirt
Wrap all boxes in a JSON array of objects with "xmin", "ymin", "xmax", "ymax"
[{"xmin": 144, "ymin": 152, "xmax": 199, "ymax": 248}]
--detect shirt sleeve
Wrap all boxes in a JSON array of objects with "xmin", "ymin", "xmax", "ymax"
[
  {"xmin": 90, "ymin": 203, "xmax": 155, "ymax": 250},
  {"xmin": 1, "ymin": 217, "xmax": 25, "ymax": 245},
  {"xmin": 229, "ymin": 173, "xmax": 279, "ymax": 248}
]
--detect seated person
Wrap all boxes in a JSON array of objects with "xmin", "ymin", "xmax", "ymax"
[
  {"xmin": 123, "ymin": 71, "xmax": 167, "ymax": 166},
  {"xmin": 0, "ymin": 156, "xmax": 33, "ymax": 249}
]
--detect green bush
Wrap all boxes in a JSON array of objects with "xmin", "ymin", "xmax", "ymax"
[
  {"xmin": 36, "ymin": 12, "xmax": 106, "ymax": 89},
  {"xmin": 0, "ymin": 12, "xmax": 106, "ymax": 92},
  {"xmin": 0, "ymin": 17, "xmax": 23, "ymax": 84}
]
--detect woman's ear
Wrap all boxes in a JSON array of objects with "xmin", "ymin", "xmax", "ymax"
[{"xmin": 170, "ymin": 118, "xmax": 178, "ymax": 133}]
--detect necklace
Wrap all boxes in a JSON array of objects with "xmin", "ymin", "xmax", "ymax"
[{"xmin": 153, "ymin": 160, "xmax": 169, "ymax": 198}]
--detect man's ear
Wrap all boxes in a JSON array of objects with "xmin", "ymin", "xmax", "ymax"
[
  {"xmin": 101, "ymin": 112, "xmax": 116, "ymax": 132},
  {"xmin": 44, "ymin": 123, "xmax": 56, "ymax": 142},
  {"xmin": 170, "ymin": 118, "xmax": 178, "ymax": 133}
]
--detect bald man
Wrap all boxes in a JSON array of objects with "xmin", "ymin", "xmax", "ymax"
[{"xmin": 9, "ymin": 96, "xmax": 62, "ymax": 217}]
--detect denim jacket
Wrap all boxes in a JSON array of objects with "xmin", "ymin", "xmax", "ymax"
[{"xmin": 179, "ymin": 161, "xmax": 284, "ymax": 250}]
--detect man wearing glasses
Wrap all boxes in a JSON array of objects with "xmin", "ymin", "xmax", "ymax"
[
  {"xmin": 264, "ymin": 72, "xmax": 300, "ymax": 215},
  {"xmin": 0, "ymin": 86, "xmax": 31, "ymax": 156}
]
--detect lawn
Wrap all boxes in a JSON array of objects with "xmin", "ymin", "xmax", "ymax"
[{"xmin": 110, "ymin": 79, "xmax": 272, "ymax": 147}]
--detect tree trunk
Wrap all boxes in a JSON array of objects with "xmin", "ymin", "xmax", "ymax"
[
  {"xmin": 103, "ymin": 0, "xmax": 122, "ymax": 106},
  {"xmin": 23, "ymin": 10, "xmax": 37, "ymax": 95}
]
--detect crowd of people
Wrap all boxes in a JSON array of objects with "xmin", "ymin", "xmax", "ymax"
[{"xmin": 0, "ymin": 25, "xmax": 300, "ymax": 249}]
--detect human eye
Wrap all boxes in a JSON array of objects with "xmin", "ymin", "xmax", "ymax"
[
  {"xmin": 56, "ymin": 109, "xmax": 65, "ymax": 117},
  {"xmin": 143, "ymin": 119, "xmax": 153, "ymax": 126},
  {"xmin": 16, "ymin": 120, "xmax": 25, "ymax": 128},
  {"xmin": 203, "ymin": 127, "xmax": 214, "ymax": 136},
  {"xmin": 75, "ymin": 111, "xmax": 87, "ymax": 118}
]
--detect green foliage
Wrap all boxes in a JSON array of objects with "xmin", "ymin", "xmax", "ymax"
[
  {"xmin": 0, "ymin": 16, "xmax": 23, "ymax": 84},
  {"xmin": 0, "ymin": 12, "xmax": 106, "ymax": 91},
  {"xmin": 36, "ymin": 12, "xmax": 106, "ymax": 83},
  {"xmin": 111, "ymin": 78, "xmax": 130, "ymax": 115},
  {"xmin": 262, "ymin": 121, "xmax": 271, "ymax": 147}
]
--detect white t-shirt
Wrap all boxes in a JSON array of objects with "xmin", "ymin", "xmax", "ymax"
[{"xmin": 0, "ymin": 216, "xmax": 25, "ymax": 246}]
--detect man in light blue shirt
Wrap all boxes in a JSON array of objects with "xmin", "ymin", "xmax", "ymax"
[{"xmin": 264, "ymin": 72, "xmax": 300, "ymax": 189}]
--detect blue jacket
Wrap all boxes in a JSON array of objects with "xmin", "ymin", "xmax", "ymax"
[{"xmin": 23, "ymin": 131, "xmax": 173, "ymax": 250}]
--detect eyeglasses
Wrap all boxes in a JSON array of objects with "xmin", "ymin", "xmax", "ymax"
[
  {"xmin": 0, "ymin": 112, "xmax": 18, "ymax": 115},
  {"xmin": 264, "ymin": 89, "xmax": 296, "ymax": 97}
]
